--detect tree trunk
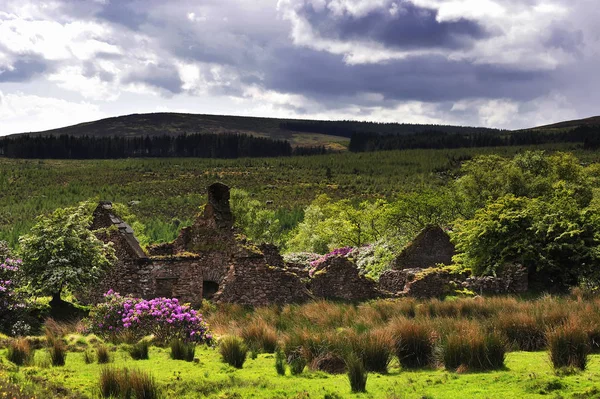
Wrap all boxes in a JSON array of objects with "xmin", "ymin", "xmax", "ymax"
[{"xmin": 50, "ymin": 292, "xmax": 64, "ymax": 307}]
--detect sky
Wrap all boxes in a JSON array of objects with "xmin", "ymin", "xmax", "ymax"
[{"xmin": 0, "ymin": 0, "xmax": 598, "ymax": 135}]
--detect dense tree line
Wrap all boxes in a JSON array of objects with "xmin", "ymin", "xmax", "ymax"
[
  {"xmin": 349, "ymin": 125, "xmax": 600, "ymax": 152},
  {"xmin": 280, "ymin": 120, "xmax": 504, "ymax": 138},
  {"xmin": 0, "ymin": 133, "xmax": 298, "ymax": 159}
]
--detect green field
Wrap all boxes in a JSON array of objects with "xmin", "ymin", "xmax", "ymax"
[
  {"xmin": 0, "ymin": 143, "xmax": 591, "ymax": 247},
  {"xmin": 3, "ymin": 342, "xmax": 600, "ymax": 398}
]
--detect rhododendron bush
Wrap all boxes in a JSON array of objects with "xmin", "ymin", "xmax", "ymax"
[{"xmin": 86, "ymin": 290, "xmax": 212, "ymax": 345}]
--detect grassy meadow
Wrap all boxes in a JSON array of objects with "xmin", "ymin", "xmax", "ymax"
[
  {"xmin": 3, "ymin": 296, "xmax": 600, "ymax": 398},
  {"xmin": 0, "ymin": 143, "xmax": 591, "ymax": 246}
]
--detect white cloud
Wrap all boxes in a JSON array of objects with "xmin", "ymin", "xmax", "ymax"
[{"xmin": 0, "ymin": 91, "xmax": 104, "ymax": 135}]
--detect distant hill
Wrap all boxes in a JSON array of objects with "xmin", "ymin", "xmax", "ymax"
[
  {"xmin": 529, "ymin": 116, "xmax": 600, "ymax": 131},
  {"xmin": 9, "ymin": 112, "xmax": 502, "ymax": 151}
]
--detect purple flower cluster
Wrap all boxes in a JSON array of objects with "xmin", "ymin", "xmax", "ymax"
[
  {"xmin": 0, "ymin": 258, "xmax": 21, "ymax": 305},
  {"xmin": 87, "ymin": 290, "xmax": 213, "ymax": 345},
  {"xmin": 0, "ymin": 258, "xmax": 20, "ymax": 292},
  {"xmin": 309, "ymin": 247, "xmax": 355, "ymax": 277}
]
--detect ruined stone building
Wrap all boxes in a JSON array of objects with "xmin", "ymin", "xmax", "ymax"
[
  {"xmin": 84, "ymin": 183, "xmax": 312, "ymax": 307},
  {"xmin": 84, "ymin": 184, "xmax": 527, "ymax": 306}
]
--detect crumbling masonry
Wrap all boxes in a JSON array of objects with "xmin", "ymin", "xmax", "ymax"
[{"xmin": 83, "ymin": 184, "xmax": 527, "ymax": 306}]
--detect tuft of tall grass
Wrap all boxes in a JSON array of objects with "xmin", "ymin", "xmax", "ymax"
[
  {"xmin": 348, "ymin": 329, "xmax": 393, "ymax": 374},
  {"xmin": 44, "ymin": 318, "xmax": 76, "ymax": 338},
  {"xmin": 442, "ymin": 328, "xmax": 506, "ymax": 371},
  {"xmin": 97, "ymin": 344, "xmax": 111, "ymax": 364},
  {"xmin": 48, "ymin": 339, "xmax": 67, "ymax": 366},
  {"xmin": 129, "ymin": 340, "xmax": 150, "ymax": 360},
  {"xmin": 99, "ymin": 367, "xmax": 121, "ymax": 398},
  {"xmin": 170, "ymin": 339, "xmax": 195, "ymax": 362},
  {"xmin": 219, "ymin": 336, "xmax": 248, "ymax": 368},
  {"xmin": 547, "ymin": 321, "xmax": 590, "ymax": 370},
  {"xmin": 128, "ymin": 368, "xmax": 161, "ymax": 399},
  {"xmin": 7, "ymin": 339, "xmax": 33, "ymax": 366},
  {"xmin": 391, "ymin": 319, "xmax": 433, "ymax": 369},
  {"xmin": 240, "ymin": 319, "xmax": 278, "ymax": 353},
  {"xmin": 275, "ymin": 347, "xmax": 286, "ymax": 375},
  {"xmin": 346, "ymin": 352, "xmax": 367, "ymax": 393},
  {"xmin": 495, "ymin": 312, "xmax": 546, "ymax": 351},
  {"xmin": 83, "ymin": 349, "xmax": 95, "ymax": 364},
  {"xmin": 99, "ymin": 367, "xmax": 162, "ymax": 399}
]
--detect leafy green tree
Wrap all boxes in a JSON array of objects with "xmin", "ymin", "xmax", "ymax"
[
  {"xmin": 230, "ymin": 189, "xmax": 283, "ymax": 245},
  {"xmin": 385, "ymin": 189, "xmax": 465, "ymax": 243},
  {"xmin": 287, "ymin": 195, "xmax": 389, "ymax": 253},
  {"xmin": 452, "ymin": 192, "xmax": 600, "ymax": 290},
  {"xmin": 456, "ymin": 151, "xmax": 592, "ymax": 215},
  {"xmin": 18, "ymin": 202, "xmax": 116, "ymax": 304}
]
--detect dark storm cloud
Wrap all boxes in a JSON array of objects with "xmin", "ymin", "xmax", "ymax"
[
  {"xmin": 261, "ymin": 47, "xmax": 552, "ymax": 103},
  {"xmin": 124, "ymin": 64, "xmax": 183, "ymax": 94},
  {"xmin": 299, "ymin": 1, "xmax": 490, "ymax": 50},
  {"xmin": 0, "ymin": 58, "xmax": 48, "ymax": 82}
]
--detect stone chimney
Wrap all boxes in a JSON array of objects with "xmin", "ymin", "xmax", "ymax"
[{"xmin": 204, "ymin": 182, "xmax": 234, "ymax": 229}]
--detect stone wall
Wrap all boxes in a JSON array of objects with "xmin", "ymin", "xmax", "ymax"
[
  {"xmin": 310, "ymin": 257, "xmax": 381, "ymax": 301},
  {"xmin": 379, "ymin": 264, "xmax": 528, "ymax": 298},
  {"xmin": 462, "ymin": 264, "xmax": 528, "ymax": 295},
  {"xmin": 214, "ymin": 259, "xmax": 312, "ymax": 306},
  {"xmin": 378, "ymin": 268, "xmax": 420, "ymax": 294},
  {"xmin": 392, "ymin": 225, "xmax": 455, "ymax": 270}
]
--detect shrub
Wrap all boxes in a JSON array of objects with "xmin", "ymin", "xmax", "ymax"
[
  {"xmin": 49, "ymin": 339, "xmax": 67, "ymax": 366},
  {"xmin": 0, "ymin": 257, "xmax": 30, "ymax": 336},
  {"xmin": 442, "ymin": 329, "xmax": 506, "ymax": 371},
  {"xmin": 240, "ymin": 320, "xmax": 278, "ymax": 353},
  {"xmin": 547, "ymin": 322, "xmax": 590, "ymax": 370},
  {"xmin": 86, "ymin": 290, "xmax": 212, "ymax": 345},
  {"xmin": 170, "ymin": 339, "xmax": 195, "ymax": 362},
  {"xmin": 391, "ymin": 320, "xmax": 433, "ymax": 369},
  {"xmin": 129, "ymin": 340, "xmax": 150, "ymax": 360},
  {"xmin": 275, "ymin": 348, "xmax": 286, "ymax": 375},
  {"xmin": 97, "ymin": 344, "xmax": 111, "ymax": 364},
  {"xmin": 219, "ymin": 336, "xmax": 248, "ymax": 368},
  {"xmin": 83, "ymin": 349, "xmax": 95, "ymax": 364},
  {"xmin": 346, "ymin": 352, "xmax": 367, "ymax": 393},
  {"xmin": 6, "ymin": 339, "xmax": 33, "ymax": 366}
]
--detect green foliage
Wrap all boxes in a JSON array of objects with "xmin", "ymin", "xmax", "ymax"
[
  {"xmin": 452, "ymin": 193, "xmax": 600, "ymax": 288},
  {"xmin": 287, "ymin": 195, "xmax": 389, "ymax": 253},
  {"xmin": 354, "ymin": 242, "xmax": 396, "ymax": 280},
  {"xmin": 456, "ymin": 151, "xmax": 593, "ymax": 215},
  {"xmin": 230, "ymin": 189, "xmax": 284, "ymax": 246},
  {"xmin": 18, "ymin": 202, "xmax": 116, "ymax": 299},
  {"xmin": 385, "ymin": 189, "xmax": 465, "ymax": 242}
]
